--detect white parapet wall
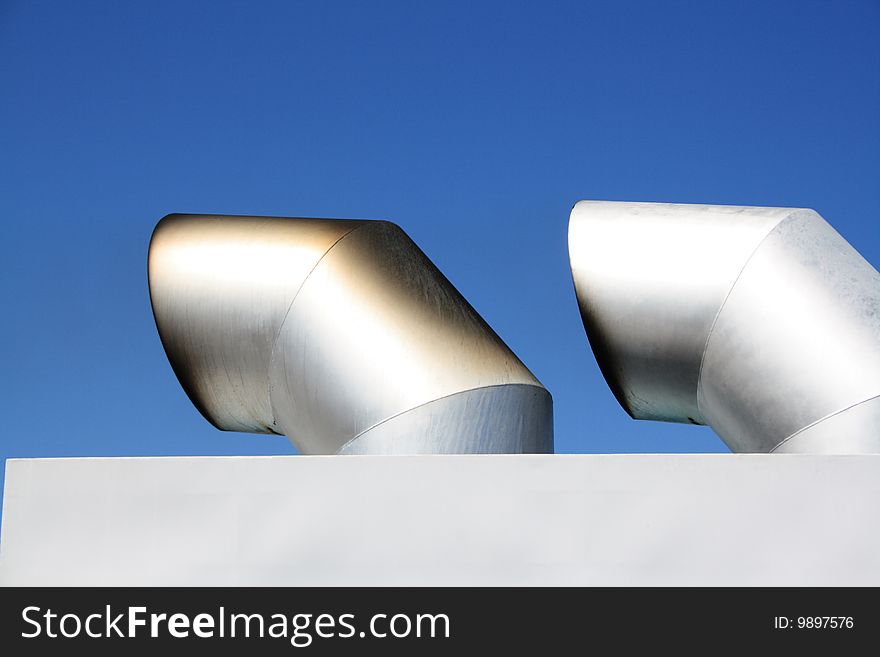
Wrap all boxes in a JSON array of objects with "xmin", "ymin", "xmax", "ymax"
[{"xmin": 1, "ymin": 454, "xmax": 878, "ymax": 586}]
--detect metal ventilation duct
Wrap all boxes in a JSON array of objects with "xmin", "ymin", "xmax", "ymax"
[
  {"xmin": 149, "ymin": 214, "xmax": 552, "ymax": 455},
  {"xmin": 569, "ymin": 201, "xmax": 880, "ymax": 453}
]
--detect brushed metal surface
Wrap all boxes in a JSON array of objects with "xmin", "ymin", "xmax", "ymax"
[
  {"xmin": 772, "ymin": 395, "xmax": 880, "ymax": 454},
  {"xmin": 149, "ymin": 214, "xmax": 551, "ymax": 454},
  {"xmin": 338, "ymin": 384, "xmax": 553, "ymax": 455},
  {"xmin": 569, "ymin": 200, "xmax": 880, "ymax": 453},
  {"xmin": 568, "ymin": 201, "xmax": 788, "ymax": 424},
  {"xmin": 148, "ymin": 214, "xmax": 360, "ymax": 433},
  {"xmin": 698, "ymin": 212, "xmax": 880, "ymax": 452}
]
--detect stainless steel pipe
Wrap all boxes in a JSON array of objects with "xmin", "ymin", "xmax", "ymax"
[
  {"xmin": 149, "ymin": 214, "xmax": 552, "ymax": 454},
  {"xmin": 569, "ymin": 201, "xmax": 880, "ymax": 453}
]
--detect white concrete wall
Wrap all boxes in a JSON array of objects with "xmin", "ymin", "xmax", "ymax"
[{"xmin": 1, "ymin": 454, "xmax": 878, "ymax": 586}]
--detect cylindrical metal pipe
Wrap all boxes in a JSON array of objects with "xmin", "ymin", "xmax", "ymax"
[
  {"xmin": 149, "ymin": 214, "xmax": 553, "ymax": 454},
  {"xmin": 569, "ymin": 200, "xmax": 880, "ymax": 453}
]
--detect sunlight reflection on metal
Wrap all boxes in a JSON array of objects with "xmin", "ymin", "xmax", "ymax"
[
  {"xmin": 569, "ymin": 200, "xmax": 880, "ymax": 453},
  {"xmin": 149, "ymin": 214, "xmax": 552, "ymax": 454}
]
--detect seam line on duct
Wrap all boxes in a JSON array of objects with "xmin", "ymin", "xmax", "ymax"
[
  {"xmin": 694, "ymin": 211, "xmax": 799, "ymax": 419},
  {"xmin": 334, "ymin": 383, "xmax": 547, "ymax": 454},
  {"xmin": 264, "ymin": 223, "xmax": 367, "ymax": 430},
  {"xmin": 769, "ymin": 394, "xmax": 880, "ymax": 453}
]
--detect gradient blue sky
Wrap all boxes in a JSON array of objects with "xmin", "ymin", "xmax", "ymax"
[{"xmin": 1, "ymin": 1, "xmax": 878, "ymax": 514}]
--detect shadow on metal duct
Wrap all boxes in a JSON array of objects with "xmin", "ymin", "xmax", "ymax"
[
  {"xmin": 569, "ymin": 201, "xmax": 880, "ymax": 453},
  {"xmin": 148, "ymin": 214, "xmax": 552, "ymax": 455}
]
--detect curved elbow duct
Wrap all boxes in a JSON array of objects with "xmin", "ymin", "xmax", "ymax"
[
  {"xmin": 569, "ymin": 200, "xmax": 880, "ymax": 453},
  {"xmin": 148, "ymin": 214, "xmax": 552, "ymax": 455}
]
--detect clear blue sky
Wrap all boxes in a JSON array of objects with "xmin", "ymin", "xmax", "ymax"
[{"xmin": 1, "ymin": 1, "xmax": 878, "ymax": 514}]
